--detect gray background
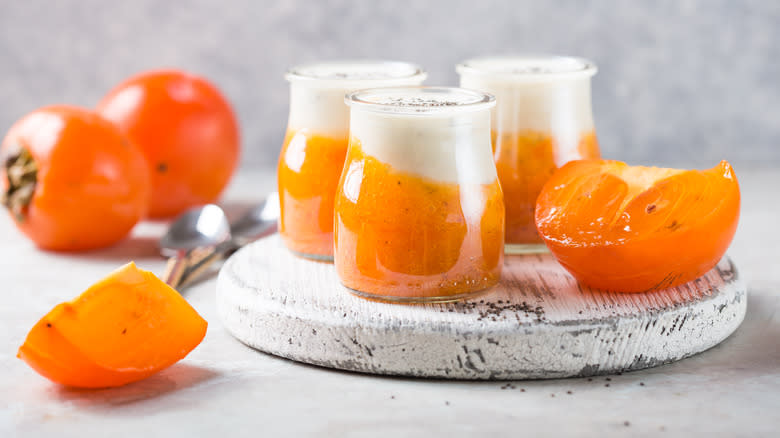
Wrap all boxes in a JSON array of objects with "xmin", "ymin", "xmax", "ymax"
[{"xmin": 0, "ymin": 0, "xmax": 778, "ymax": 170}]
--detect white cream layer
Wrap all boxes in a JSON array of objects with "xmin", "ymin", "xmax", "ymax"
[
  {"xmin": 287, "ymin": 85, "xmax": 354, "ymax": 137},
  {"xmin": 458, "ymin": 57, "xmax": 596, "ymax": 136},
  {"xmin": 349, "ymin": 109, "xmax": 497, "ymax": 185},
  {"xmin": 286, "ymin": 62, "xmax": 426, "ymax": 137}
]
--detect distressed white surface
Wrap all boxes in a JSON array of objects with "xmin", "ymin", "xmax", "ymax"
[
  {"xmin": 1, "ymin": 169, "xmax": 778, "ymax": 437},
  {"xmin": 217, "ymin": 236, "xmax": 745, "ymax": 379}
]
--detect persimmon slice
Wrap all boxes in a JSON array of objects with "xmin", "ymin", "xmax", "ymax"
[
  {"xmin": 535, "ymin": 160, "xmax": 740, "ymax": 292},
  {"xmin": 18, "ymin": 262, "xmax": 207, "ymax": 388}
]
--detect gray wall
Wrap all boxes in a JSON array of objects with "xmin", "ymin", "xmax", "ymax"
[{"xmin": 1, "ymin": 0, "xmax": 778, "ymax": 170}]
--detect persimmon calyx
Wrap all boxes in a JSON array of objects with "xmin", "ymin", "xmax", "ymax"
[{"xmin": 1, "ymin": 145, "xmax": 37, "ymax": 222}]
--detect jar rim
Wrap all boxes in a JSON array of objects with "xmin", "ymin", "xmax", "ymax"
[
  {"xmin": 457, "ymin": 55, "xmax": 597, "ymax": 81},
  {"xmin": 285, "ymin": 60, "xmax": 427, "ymax": 87},
  {"xmin": 346, "ymin": 86, "xmax": 496, "ymax": 116}
]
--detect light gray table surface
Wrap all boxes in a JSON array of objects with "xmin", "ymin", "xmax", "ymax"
[{"xmin": 1, "ymin": 168, "xmax": 778, "ymax": 438}]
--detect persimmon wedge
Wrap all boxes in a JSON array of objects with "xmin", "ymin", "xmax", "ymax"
[
  {"xmin": 535, "ymin": 160, "xmax": 740, "ymax": 292},
  {"xmin": 18, "ymin": 262, "xmax": 207, "ymax": 388}
]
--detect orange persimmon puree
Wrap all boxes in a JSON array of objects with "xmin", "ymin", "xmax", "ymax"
[
  {"xmin": 334, "ymin": 142, "xmax": 505, "ymax": 299},
  {"xmin": 277, "ymin": 129, "xmax": 348, "ymax": 258},
  {"xmin": 493, "ymin": 130, "xmax": 599, "ymax": 244}
]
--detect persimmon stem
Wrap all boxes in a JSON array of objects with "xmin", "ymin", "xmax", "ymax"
[{"xmin": 1, "ymin": 145, "xmax": 37, "ymax": 222}]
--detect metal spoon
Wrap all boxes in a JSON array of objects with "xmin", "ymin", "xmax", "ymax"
[
  {"xmin": 179, "ymin": 192, "xmax": 280, "ymax": 287},
  {"xmin": 159, "ymin": 204, "xmax": 232, "ymax": 288},
  {"xmin": 229, "ymin": 191, "xmax": 280, "ymax": 247}
]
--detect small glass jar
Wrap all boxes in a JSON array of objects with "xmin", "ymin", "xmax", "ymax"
[
  {"xmin": 335, "ymin": 87, "xmax": 504, "ymax": 303},
  {"xmin": 457, "ymin": 55, "xmax": 600, "ymax": 253},
  {"xmin": 278, "ymin": 61, "xmax": 426, "ymax": 260}
]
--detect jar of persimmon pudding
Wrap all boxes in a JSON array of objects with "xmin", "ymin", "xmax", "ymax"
[
  {"xmin": 457, "ymin": 56, "xmax": 601, "ymax": 253},
  {"xmin": 335, "ymin": 87, "xmax": 504, "ymax": 303},
  {"xmin": 278, "ymin": 61, "xmax": 426, "ymax": 260}
]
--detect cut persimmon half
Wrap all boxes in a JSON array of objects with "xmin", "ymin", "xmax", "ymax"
[
  {"xmin": 535, "ymin": 159, "xmax": 740, "ymax": 292},
  {"xmin": 18, "ymin": 262, "xmax": 207, "ymax": 388}
]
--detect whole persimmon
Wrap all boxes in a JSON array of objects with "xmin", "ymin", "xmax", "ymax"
[
  {"xmin": 535, "ymin": 159, "xmax": 740, "ymax": 292},
  {"xmin": 97, "ymin": 70, "xmax": 240, "ymax": 218},
  {"xmin": 1, "ymin": 105, "xmax": 150, "ymax": 251}
]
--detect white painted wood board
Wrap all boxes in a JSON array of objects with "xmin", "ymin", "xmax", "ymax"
[{"xmin": 216, "ymin": 234, "xmax": 746, "ymax": 380}]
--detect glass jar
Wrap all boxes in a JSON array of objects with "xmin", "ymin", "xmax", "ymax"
[
  {"xmin": 457, "ymin": 56, "xmax": 600, "ymax": 253},
  {"xmin": 335, "ymin": 87, "xmax": 504, "ymax": 303},
  {"xmin": 278, "ymin": 61, "xmax": 426, "ymax": 260}
]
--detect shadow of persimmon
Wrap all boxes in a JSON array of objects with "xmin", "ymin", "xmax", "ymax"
[{"xmin": 51, "ymin": 363, "xmax": 220, "ymax": 407}]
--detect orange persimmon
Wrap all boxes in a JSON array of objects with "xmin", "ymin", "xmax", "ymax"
[
  {"xmin": 18, "ymin": 262, "xmax": 207, "ymax": 388},
  {"xmin": 535, "ymin": 159, "xmax": 740, "ymax": 292},
  {"xmin": 1, "ymin": 105, "xmax": 150, "ymax": 251},
  {"xmin": 97, "ymin": 70, "xmax": 240, "ymax": 219}
]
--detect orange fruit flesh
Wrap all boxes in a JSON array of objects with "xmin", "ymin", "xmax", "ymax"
[
  {"xmin": 535, "ymin": 160, "xmax": 740, "ymax": 292},
  {"xmin": 335, "ymin": 142, "xmax": 504, "ymax": 299},
  {"xmin": 277, "ymin": 130, "xmax": 348, "ymax": 258},
  {"xmin": 17, "ymin": 262, "xmax": 207, "ymax": 388},
  {"xmin": 603, "ymin": 162, "xmax": 684, "ymax": 217},
  {"xmin": 494, "ymin": 130, "xmax": 600, "ymax": 244}
]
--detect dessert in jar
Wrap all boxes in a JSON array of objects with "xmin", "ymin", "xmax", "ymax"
[
  {"xmin": 334, "ymin": 87, "xmax": 504, "ymax": 302},
  {"xmin": 278, "ymin": 61, "xmax": 426, "ymax": 260},
  {"xmin": 457, "ymin": 56, "xmax": 600, "ymax": 253}
]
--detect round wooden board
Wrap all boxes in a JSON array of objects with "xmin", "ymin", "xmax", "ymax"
[{"xmin": 216, "ymin": 235, "xmax": 746, "ymax": 380}]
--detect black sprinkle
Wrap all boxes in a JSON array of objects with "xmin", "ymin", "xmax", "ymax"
[
  {"xmin": 567, "ymin": 390, "xmax": 573, "ymax": 395},
  {"xmin": 157, "ymin": 162, "xmax": 168, "ymax": 173},
  {"xmin": 453, "ymin": 298, "xmax": 546, "ymax": 322},
  {"xmin": 624, "ymin": 421, "xmax": 631, "ymax": 427},
  {"xmin": 390, "ymin": 395, "xmax": 395, "ymax": 399},
  {"xmin": 587, "ymin": 378, "xmax": 593, "ymax": 382},
  {"xmin": 606, "ymin": 378, "xmax": 612, "ymax": 381},
  {"xmin": 605, "ymin": 383, "xmax": 610, "ymax": 387},
  {"xmin": 121, "ymin": 328, "xmax": 127, "ymax": 335},
  {"xmin": 46, "ymin": 322, "xmax": 52, "ymax": 328},
  {"xmin": 380, "ymin": 96, "xmax": 463, "ymax": 108},
  {"xmin": 640, "ymin": 382, "xmax": 645, "ymax": 386}
]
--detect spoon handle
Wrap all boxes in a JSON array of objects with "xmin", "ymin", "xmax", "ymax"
[
  {"xmin": 179, "ymin": 225, "xmax": 278, "ymax": 288},
  {"xmin": 163, "ymin": 251, "xmax": 190, "ymax": 289},
  {"xmin": 178, "ymin": 246, "xmax": 229, "ymax": 288}
]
